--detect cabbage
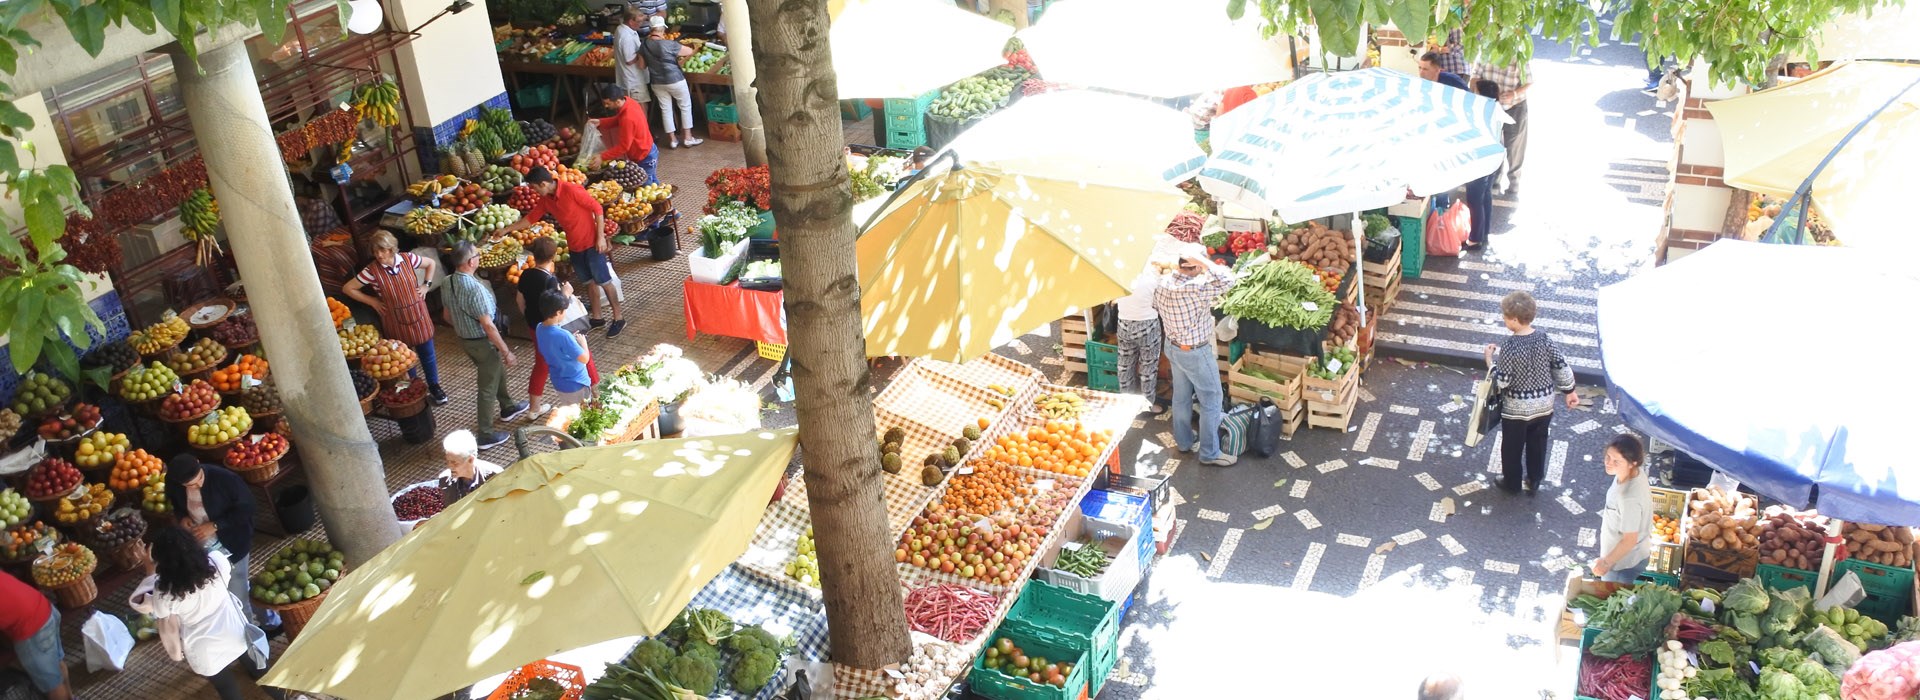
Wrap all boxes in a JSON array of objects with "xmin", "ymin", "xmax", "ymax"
[
  {"xmin": 1762, "ymin": 586, "xmax": 1811, "ymax": 635},
  {"xmin": 1758, "ymin": 667, "xmax": 1806, "ymax": 698},
  {"xmin": 1724, "ymin": 578, "xmax": 1772, "ymax": 615}
]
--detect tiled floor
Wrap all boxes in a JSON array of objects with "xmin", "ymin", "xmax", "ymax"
[{"xmin": 55, "ymin": 115, "xmax": 889, "ymax": 700}]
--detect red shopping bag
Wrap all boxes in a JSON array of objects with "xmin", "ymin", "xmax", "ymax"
[{"xmin": 1426, "ymin": 200, "xmax": 1471, "ymax": 257}]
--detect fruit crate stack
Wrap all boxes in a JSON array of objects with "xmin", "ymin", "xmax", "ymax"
[
  {"xmin": 1646, "ymin": 486, "xmax": 1686, "ymax": 576},
  {"xmin": 883, "ymin": 89, "xmax": 939, "ymax": 151},
  {"xmin": 1302, "ymin": 354, "xmax": 1359, "ymax": 431},
  {"xmin": 994, "ymin": 578, "xmax": 1121, "ymax": 698},
  {"xmin": 1084, "ymin": 341, "xmax": 1118, "ymax": 393}
]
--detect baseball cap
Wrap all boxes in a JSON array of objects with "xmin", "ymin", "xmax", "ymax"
[{"xmin": 649, "ymin": 16, "xmax": 667, "ymax": 30}]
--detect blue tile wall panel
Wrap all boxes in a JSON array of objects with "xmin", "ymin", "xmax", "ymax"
[
  {"xmin": 0, "ymin": 291, "xmax": 129, "ymax": 404},
  {"xmin": 416, "ymin": 91, "xmax": 513, "ymax": 173}
]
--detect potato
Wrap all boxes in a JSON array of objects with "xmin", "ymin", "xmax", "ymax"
[{"xmin": 1700, "ymin": 522, "xmax": 1722, "ymax": 539}]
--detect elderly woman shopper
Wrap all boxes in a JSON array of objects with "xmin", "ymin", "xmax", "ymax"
[
  {"xmin": 1485, "ymin": 291, "xmax": 1578, "ymax": 494},
  {"xmin": 440, "ymin": 429, "xmax": 505, "ymax": 505},
  {"xmin": 641, "ymin": 16, "xmax": 702, "ymax": 149},
  {"xmin": 131, "ymin": 525, "xmax": 277, "ymax": 700},
  {"xmin": 343, "ymin": 230, "xmax": 447, "ymax": 405}
]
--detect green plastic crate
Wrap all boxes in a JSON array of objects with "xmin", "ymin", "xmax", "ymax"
[
  {"xmin": 1086, "ymin": 340, "xmax": 1117, "ymax": 372},
  {"xmin": 1004, "ymin": 578, "xmax": 1119, "ymax": 689},
  {"xmin": 706, "ymin": 101, "xmax": 738, "ymax": 124},
  {"xmin": 840, "ymin": 99, "xmax": 872, "ymax": 121},
  {"xmin": 1838, "ymin": 558, "xmax": 1916, "ymax": 601},
  {"xmin": 747, "ymin": 210, "xmax": 776, "ymax": 240},
  {"xmin": 1637, "ymin": 570, "xmax": 1680, "ymax": 588},
  {"xmin": 515, "ymin": 84, "xmax": 555, "ymax": 110},
  {"xmin": 1756, "ymin": 563, "xmax": 1817, "ymax": 593},
  {"xmin": 884, "ymin": 89, "xmax": 940, "ymax": 117},
  {"xmin": 1575, "ymin": 627, "xmax": 1658, "ymax": 700},
  {"xmin": 970, "ymin": 623, "xmax": 1090, "ymax": 700},
  {"xmin": 1087, "ymin": 366, "xmax": 1119, "ymax": 393},
  {"xmin": 1395, "ymin": 214, "xmax": 1425, "ymax": 278},
  {"xmin": 886, "ymin": 129, "xmax": 926, "ymax": 150},
  {"xmin": 1856, "ymin": 591, "xmax": 1911, "ymax": 626}
]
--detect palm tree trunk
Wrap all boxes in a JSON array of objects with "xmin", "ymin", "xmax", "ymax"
[{"xmin": 743, "ymin": 0, "xmax": 912, "ymax": 670}]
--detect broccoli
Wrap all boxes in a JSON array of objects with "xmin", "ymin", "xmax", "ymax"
[
  {"xmin": 729, "ymin": 649, "xmax": 780, "ymax": 693},
  {"xmin": 625, "ymin": 639, "xmax": 676, "ymax": 675},
  {"xmin": 681, "ymin": 638, "xmax": 722, "ymax": 665},
  {"xmin": 667, "ymin": 654, "xmax": 719, "ymax": 696},
  {"xmin": 686, "ymin": 608, "xmax": 734, "ymax": 646},
  {"xmin": 727, "ymin": 626, "xmax": 780, "ymax": 655}
]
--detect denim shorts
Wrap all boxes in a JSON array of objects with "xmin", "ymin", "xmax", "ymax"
[
  {"xmin": 570, "ymin": 247, "xmax": 616, "ymax": 285},
  {"xmin": 19, "ymin": 607, "xmax": 64, "ymax": 692}
]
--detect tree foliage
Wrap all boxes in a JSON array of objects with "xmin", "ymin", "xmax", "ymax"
[
  {"xmin": 0, "ymin": 0, "xmax": 296, "ymax": 378},
  {"xmin": 1233, "ymin": 0, "xmax": 1899, "ymax": 88}
]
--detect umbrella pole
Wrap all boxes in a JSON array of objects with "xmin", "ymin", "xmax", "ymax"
[
  {"xmin": 857, "ymin": 149, "xmax": 962, "ymax": 237},
  {"xmin": 1352, "ymin": 210, "xmax": 1368, "ymax": 325},
  {"xmin": 1815, "ymin": 517, "xmax": 1843, "ymax": 598}
]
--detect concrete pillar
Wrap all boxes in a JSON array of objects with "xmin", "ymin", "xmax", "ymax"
[
  {"xmin": 169, "ymin": 41, "xmax": 402, "ymax": 563},
  {"xmin": 721, "ymin": 0, "xmax": 768, "ymax": 166}
]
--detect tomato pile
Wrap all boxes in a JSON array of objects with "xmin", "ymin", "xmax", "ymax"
[{"xmin": 981, "ymin": 637, "xmax": 1074, "ymax": 689}]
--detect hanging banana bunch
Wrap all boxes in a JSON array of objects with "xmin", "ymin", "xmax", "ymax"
[
  {"xmin": 180, "ymin": 188, "xmax": 224, "ymax": 268},
  {"xmin": 352, "ymin": 79, "xmax": 403, "ymax": 128}
]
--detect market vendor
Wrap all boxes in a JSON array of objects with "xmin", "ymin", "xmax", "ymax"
[
  {"xmin": 506, "ymin": 167, "xmax": 627, "ymax": 338},
  {"xmin": 1590, "ymin": 434, "xmax": 1654, "ymax": 583},
  {"xmin": 342, "ymin": 230, "xmax": 449, "ymax": 405},
  {"xmin": 591, "ymin": 83, "xmax": 659, "ymax": 185}
]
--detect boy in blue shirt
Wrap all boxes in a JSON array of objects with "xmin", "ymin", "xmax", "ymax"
[{"xmin": 535, "ymin": 289, "xmax": 595, "ymax": 406}]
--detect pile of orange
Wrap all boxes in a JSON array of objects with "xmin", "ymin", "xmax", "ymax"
[
  {"xmin": 210, "ymin": 355, "xmax": 270, "ymax": 392},
  {"xmin": 941, "ymin": 463, "xmax": 1034, "ymax": 516},
  {"xmin": 1654, "ymin": 514, "xmax": 1681, "ymax": 544},
  {"xmin": 979, "ymin": 420, "xmax": 1111, "ymax": 479},
  {"xmin": 327, "ymin": 297, "xmax": 350, "ymax": 328},
  {"xmin": 110, "ymin": 449, "xmax": 164, "ymax": 491}
]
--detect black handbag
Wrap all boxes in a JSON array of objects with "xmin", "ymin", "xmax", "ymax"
[{"xmin": 1249, "ymin": 396, "xmax": 1284, "ymax": 458}]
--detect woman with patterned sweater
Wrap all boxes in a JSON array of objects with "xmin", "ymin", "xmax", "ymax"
[{"xmin": 1484, "ymin": 291, "xmax": 1578, "ymax": 494}]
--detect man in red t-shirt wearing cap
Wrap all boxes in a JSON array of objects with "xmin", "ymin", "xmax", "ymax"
[
  {"xmin": 2, "ymin": 570, "xmax": 72, "ymax": 699},
  {"xmin": 505, "ymin": 167, "xmax": 625, "ymax": 338}
]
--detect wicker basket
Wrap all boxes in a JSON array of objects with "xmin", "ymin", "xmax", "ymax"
[
  {"xmin": 364, "ymin": 357, "xmax": 419, "ymax": 383},
  {"xmin": 229, "ymin": 459, "xmax": 282, "ymax": 485},
  {"xmin": 358, "ymin": 392, "xmax": 377, "ymax": 415},
  {"xmin": 384, "ymin": 394, "xmax": 429, "ymax": 419},
  {"xmin": 264, "ymin": 587, "xmax": 331, "ymax": 641},
  {"xmin": 100, "ymin": 538, "xmax": 151, "ymax": 573},
  {"xmin": 188, "ymin": 433, "xmax": 243, "ymax": 462},
  {"xmin": 181, "ymin": 297, "xmax": 236, "ymax": 330},
  {"xmin": 43, "ymin": 571, "xmax": 98, "ymax": 608},
  {"xmin": 161, "ymin": 406, "xmax": 216, "ymax": 426},
  {"xmin": 137, "ymin": 337, "xmax": 182, "ymax": 360}
]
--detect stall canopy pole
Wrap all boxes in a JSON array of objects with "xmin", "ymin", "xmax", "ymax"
[
  {"xmin": 1351, "ymin": 209, "xmax": 1367, "ymax": 325},
  {"xmin": 1760, "ymin": 69, "xmax": 1920, "ymax": 245},
  {"xmin": 1815, "ymin": 518, "xmax": 1844, "ymax": 598}
]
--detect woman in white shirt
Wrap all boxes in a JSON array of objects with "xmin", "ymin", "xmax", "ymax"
[
  {"xmin": 130, "ymin": 525, "xmax": 260, "ymax": 700},
  {"xmin": 1591, "ymin": 434, "xmax": 1654, "ymax": 583}
]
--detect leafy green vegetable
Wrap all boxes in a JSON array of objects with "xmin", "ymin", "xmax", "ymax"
[
  {"xmin": 625, "ymin": 639, "xmax": 676, "ymax": 676},
  {"xmin": 727, "ymin": 626, "xmax": 780, "ymax": 655},
  {"xmin": 729, "ymin": 649, "xmax": 780, "ymax": 693},
  {"xmin": 685, "ymin": 608, "xmax": 734, "ymax": 646},
  {"xmin": 1216, "ymin": 258, "xmax": 1337, "ymax": 330},
  {"xmin": 1589, "ymin": 583, "xmax": 1683, "ymax": 658},
  {"xmin": 1723, "ymin": 578, "xmax": 1771, "ymax": 615},
  {"xmin": 1201, "ymin": 230, "xmax": 1228, "ymax": 249},
  {"xmin": 666, "ymin": 654, "xmax": 718, "ymax": 696},
  {"xmin": 1761, "ymin": 586, "xmax": 1810, "ymax": 635},
  {"xmin": 1699, "ymin": 638, "xmax": 1737, "ymax": 665}
]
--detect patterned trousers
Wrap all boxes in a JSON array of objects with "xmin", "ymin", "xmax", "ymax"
[{"xmin": 1116, "ymin": 318, "xmax": 1163, "ymax": 402}]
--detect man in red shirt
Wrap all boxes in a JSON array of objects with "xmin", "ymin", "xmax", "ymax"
[
  {"xmin": 592, "ymin": 84, "xmax": 659, "ymax": 186},
  {"xmin": 506, "ymin": 167, "xmax": 626, "ymax": 337},
  {"xmin": 2, "ymin": 571, "xmax": 71, "ymax": 699}
]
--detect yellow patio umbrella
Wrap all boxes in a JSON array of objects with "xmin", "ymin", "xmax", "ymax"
[
  {"xmin": 858, "ymin": 168, "xmax": 1190, "ymax": 362},
  {"xmin": 831, "ymin": 0, "xmax": 1015, "ymax": 98},
  {"xmin": 1707, "ymin": 60, "xmax": 1920, "ymax": 251},
  {"xmin": 259, "ymin": 429, "xmax": 799, "ymax": 700}
]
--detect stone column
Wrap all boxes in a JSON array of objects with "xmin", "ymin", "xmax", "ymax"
[
  {"xmin": 169, "ymin": 42, "xmax": 402, "ymax": 563},
  {"xmin": 721, "ymin": 0, "xmax": 768, "ymax": 166}
]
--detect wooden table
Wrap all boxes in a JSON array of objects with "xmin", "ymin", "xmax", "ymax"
[{"xmin": 499, "ymin": 57, "xmax": 733, "ymax": 128}]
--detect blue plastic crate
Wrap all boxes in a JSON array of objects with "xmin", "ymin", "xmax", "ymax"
[{"xmin": 1080, "ymin": 489, "xmax": 1151, "ymax": 570}]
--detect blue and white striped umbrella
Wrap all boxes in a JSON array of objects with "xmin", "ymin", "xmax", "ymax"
[{"xmin": 1198, "ymin": 67, "xmax": 1513, "ymax": 223}]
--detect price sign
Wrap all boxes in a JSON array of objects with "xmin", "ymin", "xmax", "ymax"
[
  {"xmin": 1326, "ymin": 358, "xmax": 1343, "ymax": 375},
  {"xmin": 1062, "ymin": 541, "xmax": 1082, "ymax": 552},
  {"xmin": 1035, "ymin": 479, "xmax": 1055, "ymax": 492},
  {"xmin": 241, "ymin": 374, "xmax": 259, "ymax": 389},
  {"xmin": 1301, "ymin": 301, "xmax": 1320, "ymax": 312}
]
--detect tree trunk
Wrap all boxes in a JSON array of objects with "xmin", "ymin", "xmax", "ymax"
[{"xmin": 743, "ymin": 0, "xmax": 912, "ymax": 671}]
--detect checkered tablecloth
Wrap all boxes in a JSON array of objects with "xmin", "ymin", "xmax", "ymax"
[{"xmin": 668, "ymin": 563, "xmax": 832, "ymax": 700}]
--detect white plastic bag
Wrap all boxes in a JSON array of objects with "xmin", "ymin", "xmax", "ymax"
[
  {"xmin": 574, "ymin": 122, "xmax": 606, "ymax": 169},
  {"xmin": 81, "ymin": 610, "xmax": 135, "ymax": 672},
  {"xmin": 1815, "ymin": 570, "xmax": 1867, "ymax": 611}
]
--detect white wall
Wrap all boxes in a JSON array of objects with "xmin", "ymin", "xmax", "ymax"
[
  {"xmin": 390, "ymin": 0, "xmax": 508, "ymax": 128},
  {"xmin": 1, "ymin": 93, "xmax": 73, "ymax": 226}
]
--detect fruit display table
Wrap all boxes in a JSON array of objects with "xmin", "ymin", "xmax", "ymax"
[{"xmin": 682, "ymin": 278, "xmax": 786, "ymax": 346}]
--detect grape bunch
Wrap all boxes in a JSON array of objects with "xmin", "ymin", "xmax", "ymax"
[{"xmin": 83, "ymin": 341, "xmax": 139, "ymax": 374}]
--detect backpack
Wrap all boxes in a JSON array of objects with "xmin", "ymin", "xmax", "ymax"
[{"xmin": 1218, "ymin": 403, "xmax": 1256, "ymax": 457}]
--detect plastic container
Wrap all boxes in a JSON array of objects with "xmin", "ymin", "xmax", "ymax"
[
  {"xmin": 841, "ymin": 99, "xmax": 872, "ymax": 121},
  {"xmin": 969, "ymin": 622, "xmax": 1090, "ymax": 700},
  {"xmin": 1086, "ymin": 366, "xmax": 1118, "ymax": 392},
  {"xmin": 1756, "ymin": 562, "xmax": 1817, "ymax": 593},
  {"xmin": 1085, "ymin": 341, "xmax": 1117, "ymax": 373},
  {"xmin": 1837, "ymin": 557, "xmax": 1916, "ymax": 601},
  {"xmin": 1855, "ymin": 591, "xmax": 1910, "ymax": 626},
  {"xmin": 276, "ymin": 486, "xmax": 317, "ymax": 533},
  {"xmin": 887, "ymin": 129, "xmax": 927, "ymax": 151},
  {"xmin": 705, "ymin": 101, "xmax": 737, "ymax": 124},
  {"xmin": 488, "ymin": 659, "xmax": 585, "ymax": 700},
  {"xmin": 1395, "ymin": 214, "xmax": 1425, "ymax": 278},
  {"xmin": 1002, "ymin": 577, "xmax": 1119, "ymax": 696},
  {"xmin": 884, "ymin": 90, "xmax": 940, "ymax": 118},
  {"xmin": 1574, "ymin": 627, "xmax": 1658, "ymax": 700}
]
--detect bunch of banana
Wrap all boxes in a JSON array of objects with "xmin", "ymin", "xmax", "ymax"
[
  {"xmin": 587, "ymin": 180, "xmax": 623, "ymax": 206},
  {"xmin": 403, "ymin": 207, "xmax": 458, "ymax": 235},
  {"xmin": 678, "ymin": 38, "xmax": 706, "ymax": 51},
  {"xmin": 131, "ymin": 316, "xmax": 190, "ymax": 355},
  {"xmin": 477, "ymin": 238, "xmax": 523, "ymax": 268},
  {"xmin": 1034, "ymin": 391, "xmax": 1086, "ymax": 419},
  {"xmin": 180, "ymin": 188, "xmax": 220, "ymax": 240},
  {"xmin": 352, "ymin": 79, "xmax": 402, "ymax": 128},
  {"xmin": 407, "ymin": 175, "xmax": 460, "ymax": 199}
]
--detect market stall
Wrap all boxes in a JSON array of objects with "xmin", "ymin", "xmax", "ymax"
[{"xmin": 495, "ymin": 23, "xmax": 734, "ymax": 126}]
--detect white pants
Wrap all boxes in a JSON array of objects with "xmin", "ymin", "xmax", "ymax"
[{"xmin": 650, "ymin": 80, "xmax": 694, "ymax": 133}]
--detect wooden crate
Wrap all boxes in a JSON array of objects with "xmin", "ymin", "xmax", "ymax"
[
  {"xmin": 1227, "ymin": 352, "xmax": 1309, "ymax": 437},
  {"xmin": 1554, "ymin": 574, "xmax": 1631, "ymax": 659},
  {"xmin": 1060, "ymin": 315, "xmax": 1090, "ymax": 374},
  {"xmin": 1305, "ymin": 385, "xmax": 1359, "ymax": 430},
  {"xmin": 1364, "ymin": 275, "xmax": 1401, "ymax": 317},
  {"xmin": 1302, "ymin": 360, "xmax": 1358, "ymax": 408},
  {"xmin": 1362, "ymin": 248, "xmax": 1402, "ymax": 290}
]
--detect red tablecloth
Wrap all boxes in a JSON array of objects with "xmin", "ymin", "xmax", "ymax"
[{"xmin": 683, "ymin": 278, "xmax": 786, "ymax": 345}]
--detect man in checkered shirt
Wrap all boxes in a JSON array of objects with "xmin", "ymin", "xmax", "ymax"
[
  {"xmin": 1477, "ymin": 60, "xmax": 1531, "ymax": 192},
  {"xmin": 1152, "ymin": 244, "xmax": 1238, "ymax": 467}
]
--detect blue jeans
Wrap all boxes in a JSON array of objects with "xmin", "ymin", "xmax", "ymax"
[
  {"xmin": 407, "ymin": 340, "xmax": 442, "ymax": 390},
  {"xmin": 19, "ymin": 607, "xmax": 64, "ymax": 692},
  {"xmin": 1166, "ymin": 343, "xmax": 1224, "ymax": 461},
  {"xmin": 1601, "ymin": 558, "xmax": 1649, "ymax": 583},
  {"xmin": 639, "ymin": 144, "xmax": 660, "ymax": 185},
  {"xmin": 1465, "ymin": 174, "xmax": 1495, "ymax": 245}
]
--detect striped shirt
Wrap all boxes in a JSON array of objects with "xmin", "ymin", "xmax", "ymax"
[
  {"xmin": 1152, "ymin": 265, "xmax": 1233, "ymax": 347},
  {"xmin": 444, "ymin": 271, "xmax": 497, "ymax": 340},
  {"xmin": 1492, "ymin": 331, "xmax": 1575, "ymax": 421},
  {"xmin": 630, "ymin": 0, "xmax": 667, "ymax": 14},
  {"xmin": 355, "ymin": 252, "xmax": 425, "ymax": 288},
  {"xmin": 1476, "ymin": 62, "xmax": 1530, "ymax": 107}
]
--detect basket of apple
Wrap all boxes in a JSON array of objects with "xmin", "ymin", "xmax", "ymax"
[{"xmin": 225, "ymin": 433, "xmax": 291, "ymax": 485}]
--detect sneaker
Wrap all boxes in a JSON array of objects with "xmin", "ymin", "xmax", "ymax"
[
  {"xmin": 1202, "ymin": 454, "xmax": 1239, "ymax": 467},
  {"xmin": 683, "ymin": 137, "xmax": 704, "ymax": 147},
  {"xmin": 530, "ymin": 402, "xmax": 554, "ymax": 419},
  {"xmin": 476, "ymin": 431, "xmax": 511, "ymax": 450},
  {"xmin": 607, "ymin": 319, "xmax": 627, "ymax": 338},
  {"xmin": 500, "ymin": 400, "xmax": 531, "ymax": 422},
  {"xmin": 589, "ymin": 318, "xmax": 608, "ymax": 329},
  {"xmin": 668, "ymin": 140, "xmax": 680, "ymax": 149},
  {"xmin": 1175, "ymin": 444, "xmax": 1195, "ymax": 454},
  {"xmin": 430, "ymin": 388, "xmax": 450, "ymax": 406}
]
